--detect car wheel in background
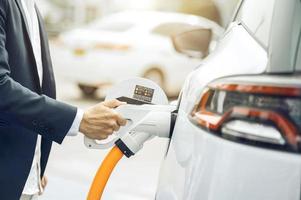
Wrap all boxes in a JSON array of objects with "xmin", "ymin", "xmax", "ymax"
[
  {"xmin": 78, "ymin": 83, "xmax": 98, "ymax": 97},
  {"xmin": 143, "ymin": 67, "xmax": 166, "ymax": 91}
]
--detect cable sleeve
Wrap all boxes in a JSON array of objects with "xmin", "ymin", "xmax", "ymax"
[{"xmin": 87, "ymin": 146, "xmax": 123, "ymax": 200}]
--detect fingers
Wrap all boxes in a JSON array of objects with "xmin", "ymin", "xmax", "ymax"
[
  {"xmin": 115, "ymin": 113, "xmax": 127, "ymax": 126},
  {"xmin": 39, "ymin": 176, "xmax": 48, "ymax": 195},
  {"xmin": 80, "ymin": 100, "xmax": 127, "ymax": 140},
  {"xmin": 42, "ymin": 176, "xmax": 48, "ymax": 188},
  {"xmin": 112, "ymin": 121, "xmax": 120, "ymax": 132},
  {"xmin": 86, "ymin": 123, "xmax": 115, "ymax": 140},
  {"xmin": 101, "ymin": 99, "xmax": 127, "ymax": 126},
  {"xmin": 102, "ymin": 99, "xmax": 126, "ymax": 108},
  {"xmin": 104, "ymin": 120, "xmax": 120, "ymax": 131}
]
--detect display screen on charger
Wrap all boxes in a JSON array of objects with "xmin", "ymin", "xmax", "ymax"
[{"xmin": 133, "ymin": 85, "xmax": 154, "ymax": 103}]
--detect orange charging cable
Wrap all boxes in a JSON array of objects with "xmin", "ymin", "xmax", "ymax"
[{"xmin": 87, "ymin": 146, "xmax": 124, "ymax": 200}]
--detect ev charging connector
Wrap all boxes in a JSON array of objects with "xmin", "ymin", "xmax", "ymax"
[
  {"xmin": 84, "ymin": 78, "xmax": 177, "ymax": 152},
  {"xmin": 85, "ymin": 78, "xmax": 178, "ymax": 200},
  {"xmin": 113, "ymin": 104, "xmax": 176, "ymax": 157}
]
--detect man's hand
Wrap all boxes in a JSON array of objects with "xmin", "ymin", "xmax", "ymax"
[
  {"xmin": 79, "ymin": 99, "xmax": 127, "ymax": 140},
  {"xmin": 39, "ymin": 176, "xmax": 48, "ymax": 195}
]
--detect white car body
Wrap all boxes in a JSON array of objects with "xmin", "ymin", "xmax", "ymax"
[
  {"xmin": 50, "ymin": 11, "xmax": 223, "ymax": 96},
  {"xmin": 156, "ymin": 0, "xmax": 301, "ymax": 200}
]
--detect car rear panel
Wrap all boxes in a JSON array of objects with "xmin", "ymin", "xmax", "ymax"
[
  {"xmin": 156, "ymin": 1, "xmax": 301, "ymax": 198},
  {"xmin": 156, "ymin": 111, "xmax": 301, "ymax": 200}
]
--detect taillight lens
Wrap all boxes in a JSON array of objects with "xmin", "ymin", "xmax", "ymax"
[{"xmin": 190, "ymin": 81, "xmax": 301, "ymax": 153}]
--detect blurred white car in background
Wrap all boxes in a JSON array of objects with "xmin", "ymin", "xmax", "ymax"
[{"xmin": 50, "ymin": 11, "xmax": 223, "ymax": 97}]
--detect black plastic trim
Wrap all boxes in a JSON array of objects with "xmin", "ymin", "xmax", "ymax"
[
  {"xmin": 169, "ymin": 111, "xmax": 178, "ymax": 139},
  {"xmin": 116, "ymin": 96, "xmax": 153, "ymax": 105},
  {"xmin": 115, "ymin": 139, "xmax": 134, "ymax": 158}
]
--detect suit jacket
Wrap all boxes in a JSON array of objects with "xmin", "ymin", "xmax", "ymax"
[{"xmin": 0, "ymin": 0, "xmax": 77, "ymax": 199}]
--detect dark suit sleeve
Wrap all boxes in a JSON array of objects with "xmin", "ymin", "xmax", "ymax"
[{"xmin": 0, "ymin": 0, "xmax": 77, "ymax": 144}]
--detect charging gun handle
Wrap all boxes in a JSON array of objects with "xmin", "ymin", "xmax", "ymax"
[{"xmin": 84, "ymin": 105, "xmax": 146, "ymax": 149}]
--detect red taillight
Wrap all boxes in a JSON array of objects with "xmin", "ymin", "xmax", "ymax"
[
  {"xmin": 190, "ymin": 80, "xmax": 301, "ymax": 153},
  {"xmin": 208, "ymin": 83, "xmax": 301, "ymax": 97}
]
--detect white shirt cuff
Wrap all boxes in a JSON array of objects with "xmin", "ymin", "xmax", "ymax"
[{"xmin": 67, "ymin": 108, "xmax": 84, "ymax": 136}]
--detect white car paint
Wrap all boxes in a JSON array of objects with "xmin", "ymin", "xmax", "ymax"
[
  {"xmin": 50, "ymin": 11, "xmax": 223, "ymax": 96},
  {"xmin": 155, "ymin": 0, "xmax": 301, "ymax": 199}
]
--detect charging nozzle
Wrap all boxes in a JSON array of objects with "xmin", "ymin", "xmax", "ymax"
[
  {"xmin": 114, "ymin": 104, "xmax": 176, "ymax": 157},
  {"xmin": 86, "ymin": 78, "xmax": 178, "ymax": 200},
  {"xmin": 85, "ymin": 104, "xmax": 177, "ymax": 151}
]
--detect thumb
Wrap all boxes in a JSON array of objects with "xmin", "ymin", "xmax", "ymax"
[{"xmin": 102, "ymin": 99, "xmax": 127, "ymax": 108}]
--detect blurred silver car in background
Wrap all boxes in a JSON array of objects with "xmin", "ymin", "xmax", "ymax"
[
  {"xmin": 50, "ymin": 11, "xmax": 223, "ymax": 97},
  {"xmin": 156, "ymin": 0, "xmax": 301, "ymax": 199}
]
